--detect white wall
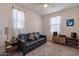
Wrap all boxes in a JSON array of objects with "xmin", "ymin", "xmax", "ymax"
[
  {"xmin": 25, "ymin": 9, "xmax": 42, "ymax": 33},
  {"xmin": 0, "ymin": 4, "xmax": 11, "ymax": 52},
  {"xmin": 42, "ymin": 6, "xmax": 79, "ymax": 40},
  {"xmin": 0, "ymin": 3, "xmax": 42, "ymax": 52}
]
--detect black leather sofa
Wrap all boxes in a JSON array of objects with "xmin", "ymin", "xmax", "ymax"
[{"xmin": 17, "ymin": 32, "xmax": 47, "ymax": 55}]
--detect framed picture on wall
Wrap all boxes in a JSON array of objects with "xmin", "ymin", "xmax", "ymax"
[{"xmin": 66, "ymin": 18, "xmax": 74, "ymax": 26}]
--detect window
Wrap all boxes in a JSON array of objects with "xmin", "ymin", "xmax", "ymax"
[
  {"xmin": 12, "ymin": 8, "xmax": 25, "ymax": 29},
  {"xmin": 50, "ymin": 16, "xmax": 61, "ymax": 34}
]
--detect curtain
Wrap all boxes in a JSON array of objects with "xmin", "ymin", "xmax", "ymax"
[{"xmin": 12, "ymin": 8, "xmax": 25, "ymax": 37}]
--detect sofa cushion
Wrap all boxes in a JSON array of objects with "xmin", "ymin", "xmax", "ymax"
[
  {"xmin": 18, "ymin": 34, "xmax": 27, "ymax": 40},
  {"xmin": 26, "ymin": 33, "xmax": 30, "ymax": 38},
  {"xmin": 25, "ymin": 38, "xmax": 45, "ymax": 47}
]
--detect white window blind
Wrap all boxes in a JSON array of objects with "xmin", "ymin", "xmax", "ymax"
[
  {"xmin": 12, "ymin": 8, "xmax": 25, "ymax": 29},
  {"xmin": 50, "ymin": 16, "xmax": 61, "ymax": 34}
]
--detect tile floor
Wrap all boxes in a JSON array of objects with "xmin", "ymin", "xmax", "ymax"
[
  {"xmin": 26, "ymin": 41, "xmax": 79, "ymax": 56},
  {"xmin": 6, "ymin": 41, "xmax": 79, "ymax": 56}
]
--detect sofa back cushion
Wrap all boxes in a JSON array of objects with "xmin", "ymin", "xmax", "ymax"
[
  {"xmin": 18, "ymin": 32, "xmax": 40, "ymax": 40},
  {"xmin": 18, "ymin": 34, "xmax": 27, "ymax": 40},
  {"xmin": 26, "ymin": 33, "xmax": 30, "ymax": 38}
]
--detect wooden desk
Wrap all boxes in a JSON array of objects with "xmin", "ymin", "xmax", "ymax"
[
  {"xmin": 66, "ymin": 37, "xmax": 79, "ymax": 48},
  {"xmin": 53, "ymin": 36, "xmax": 66, "ymax": 44},
  {"xmin": 53, "ymin": 35, "xmax": 79, "ymax": 49}
]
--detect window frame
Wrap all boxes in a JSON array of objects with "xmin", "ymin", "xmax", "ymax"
[
  {"xmin": 12, "ymin": 8, "xmax": 25, "ymax": 29},
  {"xmin": 50, "ymin": 16, "xmax": 61, "ymax": 34}
]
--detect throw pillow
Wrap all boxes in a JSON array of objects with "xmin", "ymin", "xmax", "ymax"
[
  {"xmin": 34, "ymin": 33, "xmax": 40, "ymax": 40},
  {"xmin": 36, "ymin": 32, "xmax": 40, "ymax": 38},
  {"xmin": 28, "ymin": 33, "xmax": 35, "ymax": 40}
]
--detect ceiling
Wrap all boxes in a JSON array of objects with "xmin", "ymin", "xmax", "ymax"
[{"xmin": 19, "ymin": 3, "xmax": 79, "ymax": 16}]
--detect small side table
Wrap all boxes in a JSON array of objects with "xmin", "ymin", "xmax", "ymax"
[{"xmin": 5, "ymin": 40, "xmax": 18, "ymax": 53}]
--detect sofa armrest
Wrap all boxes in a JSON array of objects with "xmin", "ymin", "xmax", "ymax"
[
  {"xmin": 19, "ymin": 39, "xmax": 26, "ymax": 43},
  {"xmin": 17, "ymin": 39, "xmax": 27, "ymax": 45},
  {"xmin": 40, "ymin": 35, "xmax": 47, "ymax": 38}
]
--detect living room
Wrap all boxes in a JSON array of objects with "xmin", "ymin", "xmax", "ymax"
[{"xmin": 0, "ymin": 3, "xmax": 79, "ymax": 56}]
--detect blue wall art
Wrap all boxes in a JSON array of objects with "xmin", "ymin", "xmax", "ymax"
[{"xmin": 66, "ymin": 18, "xmax": 74, "ymax": 26}]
